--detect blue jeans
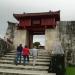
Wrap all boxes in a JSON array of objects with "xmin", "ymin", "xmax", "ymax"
[
  {"xmin": 23, "ymin": 55, "xmax": 29, "ymax": 64},
  {"xmin": 16, "ymin": 52, "xmax": 21, "ymax": 64}
]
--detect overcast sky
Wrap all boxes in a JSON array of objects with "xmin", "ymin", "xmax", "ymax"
[{"xmin": 0, "ymin": 0, "xmax": 75, "ymax": 45}]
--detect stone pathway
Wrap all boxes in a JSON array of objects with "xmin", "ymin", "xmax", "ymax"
[{"xmin": 0, "ymin": 49, "xmax": 56, "ymax": 75}]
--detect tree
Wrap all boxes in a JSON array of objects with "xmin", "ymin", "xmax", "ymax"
[{"xmin": 33, "ymin": 42, "xmax": 40, "ymax": 48}]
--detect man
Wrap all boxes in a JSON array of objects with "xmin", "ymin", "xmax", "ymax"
[
  {"xmin": 16, "ymin": 44, "xmax": 23, "ymax": 64},
  {"xmin": 31, "ymin": 46, "xmax": 38, "ymax": 66}
]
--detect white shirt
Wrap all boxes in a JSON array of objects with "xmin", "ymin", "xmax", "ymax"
[{"xmin": 31, "ymin": 48, "xmax": 38, "ymax": 57}]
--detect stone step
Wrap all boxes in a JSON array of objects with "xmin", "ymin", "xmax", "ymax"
[
  {"xmin": 0, "ymin": 63, "xmax": 48, "ymax": 71},
  {"xmin": 4, "ymin": 55, "xmax": 50, "ymax": 58},
  {"xmin": 9, "ymin": 50, "xmax": 49, "ymax": 52},
  {"xmin": 0, "ymin": 60, "xmax": 50, "ymax": 66},
  {"xmin": 7, "ymin": 53, "xmax": 50, "ymax": 56},
  {"xmin": 0, "ymin": 57, "xmax": 50, "ymax": 62},
  {"xmin": 0, "ymin": 68, "xmax": 56, "ymax": 75},
  {"xmin": 0, "ymin": 49, "xmax": 53, "ymax": 75},
  {"xmin": 10, "ymin": 49, "xmax": 47, "ymax": 52},
  {"xmin": 2, "ymin": 56, "xmax": 50, "ymax": 59},
  {"xmin": 9, "ymin": 52, "xmax": 50, "ymax": 55},
  {"xmin": 1, "ymin": 56, "xmax": 50, "ymax": 60},
  {"xmin": 10, "ymin": 50, "xmax": 50, "ymax": 54}
]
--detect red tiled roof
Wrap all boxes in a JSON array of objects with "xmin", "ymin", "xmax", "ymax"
[{"xmin": 13, "ymin": 11, "xmax": 60, "ymax": 21}]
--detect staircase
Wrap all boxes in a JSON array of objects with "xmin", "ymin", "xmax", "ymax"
[{"xmin": 0, "ymin": 49, "xmax": 56, "ymax": 75}]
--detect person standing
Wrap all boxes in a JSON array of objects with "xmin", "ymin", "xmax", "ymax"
[
  {"xmin": 16, "ymin": 44, "xmax": 23, "ymax": 64},
  {"xmin": 32, "ymin": 46, "xmax": 38, "ymax": 66},
  {"xmin": 22, "ymin": 45, "xmax": 30, "ymax": 65}
]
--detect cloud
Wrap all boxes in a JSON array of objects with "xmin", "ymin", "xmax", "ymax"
[{"xmin": 0, "ymin": 0, "xmax": 75, "ymax": 39}]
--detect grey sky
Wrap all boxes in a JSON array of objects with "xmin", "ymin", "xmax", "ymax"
[{"xmin": 0, "ymin": 0, "xmax": 75, "ymax": 45}]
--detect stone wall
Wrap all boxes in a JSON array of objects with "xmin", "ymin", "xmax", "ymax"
[
  {"xmin": 0, "ymin": 38, "xmax": 13, "ymax": 56},
  {"xmin": 5, "ymin": 21, "xmax": 75, "ymax": 64},
  {"xmin": 45, "ymin": 25, "xmax": 59, "ymax": 51},
  {"xmin": 13, "ymin": 29, "xmax": 29, "ymax": 48},
  {"xmin": 59, "ymin": 21, "xmax": 75, "ymax": 64},
  {"xmin": 5, "ymin": 22, "xmax": 17, "ymax": 44}
]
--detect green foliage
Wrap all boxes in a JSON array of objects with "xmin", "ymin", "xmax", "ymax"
[
  {"xmin": 33, "ymin": 42, "xmax": 40, "ymax": 48},
  {"xmin": 66, "ymin": 66, "xmax": 75, "ymax": 75}
]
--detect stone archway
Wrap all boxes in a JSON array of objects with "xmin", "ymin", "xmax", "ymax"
[{"xmin": 13, "ymin": 11, "xmax": 60, "ymax": 50}]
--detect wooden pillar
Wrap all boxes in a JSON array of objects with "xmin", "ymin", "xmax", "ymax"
[{"xmin": 29, "ymin": 33, "xmax": 33, "ymax": 48}]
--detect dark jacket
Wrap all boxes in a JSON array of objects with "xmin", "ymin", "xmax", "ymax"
[{"xmin": 17, "ymin": 46, "xmax": 23, "ymax": 52}]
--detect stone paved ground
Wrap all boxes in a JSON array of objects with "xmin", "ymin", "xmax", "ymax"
[{"xmin": 0, "ymin": 49, "xmax": 56, "ymax": 75}]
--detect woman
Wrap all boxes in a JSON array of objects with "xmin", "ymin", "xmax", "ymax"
[{"xmin": 22, "ymin": 45, "xmax": 30, "ymax": 65}]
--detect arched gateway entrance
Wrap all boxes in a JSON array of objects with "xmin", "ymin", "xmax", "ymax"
[{"xmin": 13, "ymin": 11, "xmax": 60, "ymax": 50}]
